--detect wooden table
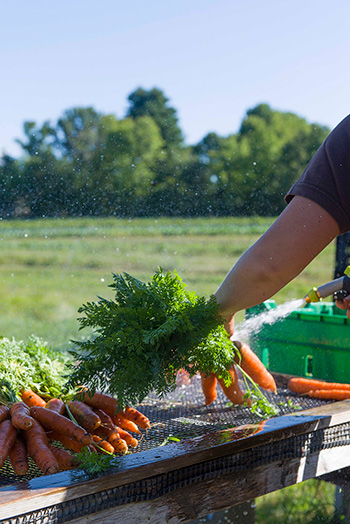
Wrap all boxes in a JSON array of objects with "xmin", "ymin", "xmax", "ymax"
[{"xmin": 1, "ymin": 400, "xmax": 350, "ymax": 524}]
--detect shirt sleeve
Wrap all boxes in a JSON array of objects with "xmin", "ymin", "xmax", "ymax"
[{"xmin": 285, "ymin": 114, "xmax": 350, "ymax": 234}]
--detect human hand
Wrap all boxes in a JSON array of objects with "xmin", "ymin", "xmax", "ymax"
[{"xmin": 335, "ymin": 295, "xmax": 350, "ymax": 319}]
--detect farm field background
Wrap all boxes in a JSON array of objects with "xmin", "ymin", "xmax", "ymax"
[
  {"xmin": 0, "ymin": 216, "xmax": 338, "ymax": 522},
  {"xmin": 0, "ymin": 216, "xmax": 336, "ymax": 350}
]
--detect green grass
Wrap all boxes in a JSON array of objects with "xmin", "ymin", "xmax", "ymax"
[
  {"xmin": 0, "ymin": 216, "xmax": 336, "ymax": 349},
  {"xmin": 0, "ymin": 216, "xmax": 339, "ymax": 519}
]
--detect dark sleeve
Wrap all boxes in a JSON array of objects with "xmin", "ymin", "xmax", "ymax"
[{"xmin": 285, "ymin": 114, "xmax": 350, "ymax": 234}]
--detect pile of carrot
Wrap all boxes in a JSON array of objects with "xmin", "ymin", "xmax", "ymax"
[
  {"xmin": 288, "ymin": 377, "xmax": 350, "ymax": 400},
  {"xmin": 200, "ymin": 341, "xmax": 277, "ymax": 406},
  {"xmin": 0, "ymin": 389, "xmax": 151, "ymax": 476}
]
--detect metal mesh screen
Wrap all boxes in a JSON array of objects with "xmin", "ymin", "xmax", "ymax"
[{"xmin": 0, "ymin": 374, "xmax": 330, "ymax": 487}]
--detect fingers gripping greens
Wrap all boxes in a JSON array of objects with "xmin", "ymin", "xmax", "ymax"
[{"xmin": 67, "ymin": 269, "xmax": 235, "ymax": 407}]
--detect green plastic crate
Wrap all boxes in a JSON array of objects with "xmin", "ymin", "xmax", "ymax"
[{"xmin": 246, "ymin": 300, "xmax": 350, "ymax": 382}]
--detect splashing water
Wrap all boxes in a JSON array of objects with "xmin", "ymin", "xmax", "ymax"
[{"xmin": 232, "ymin": 298, "xmax": 306, "ymax": 342}]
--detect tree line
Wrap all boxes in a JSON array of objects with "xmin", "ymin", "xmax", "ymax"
[{"xmin": 0, "ymin": 88, "xmax": 329, "ymax": 219}]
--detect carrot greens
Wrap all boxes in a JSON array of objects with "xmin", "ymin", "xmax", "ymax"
[{"xmin": 67, "ymin": 269, "xmax": 235, "ymax": 407}]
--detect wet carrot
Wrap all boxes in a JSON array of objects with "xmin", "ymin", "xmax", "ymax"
[
  {"xmin": 109, "ymin": 435, "xmax": 128, "ymax": 453},
  {"xmin": 9, "ymin": 434, "xmax": 28, "ymax": 475},
  {"xmin": 218, "ymin": 365, "xmax": 247, "ymax": 406},
  {"xmin": 78, "ymin": 390, "xmax": 119, "ymax": 416},
  {"xmin": 115, "ymin": 426, "xmax": 138, "ymax": 448},
  {"xmin": 0, "ymin": 420, "xmax": 18, "ymax": 468},
  {"xmin": 67, "ymin": 401, "xmax": 101, "ymax": 432},
  {"xmin": 92, "ymin": 435, "xmax": 115, "ymax": 454},
  {"xmin": 20, "ymin": 389, "xmax": 46, "ymax": 408},
  {"xmin": 233, "ymin": 341, "xmax": 277, "ymax": 394},
  {"xmin": 112, "ymin": 414, "xmax": 141, "ymax": 435},
  {"xmin": 30, "ymin": 406, "xmax": 93, "ymax": 446},
  {"xmin": 23, "ymin": 419, "xmax": 59, "ymax": 475},
  {"xmin": 10, "ymin": 402, "xmax": 35, "ymax": 430},
  {"xmin": 308, "ymin": 390, "xmax": 350, "ymax": 400},
  {"xmin": 123, "ymin": 407, "xmax": 151, "ymax": 430},
  {"xmin": 288, "ymin": 377, "xmax": 350, "ymax": 394},
  {"xmin": 48, "ymin": 445, "xmax": 78, "ymax": 470},
  {"xmin": 46, "ymin": 399, "xmax": 66, "ymax": 415},
  {"xmin": 93, "ymin": 409, "xmax": 120, "ymax": 442},
  {"xmin": 47, "ymin": 431, "xmax": 96, "ymax": 454},
  {"xmin": 0, "ymin": 406, "xmax": 9, "ymax": 424},
  {"xmin": 200, "ymin": 373, "xmax": 218, "ymax": 405}
]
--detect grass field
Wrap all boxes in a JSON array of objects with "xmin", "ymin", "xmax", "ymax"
[
  {"xmin": 0, "ymin": 215, "xmax": 336, "ymax": 350},
  {"xmin": 0, "ymin": 216, "xmax": 339, "ymax": 522}
]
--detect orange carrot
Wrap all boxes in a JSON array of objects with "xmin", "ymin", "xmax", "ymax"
[
  {"xmin": 200, "ymin": 373, "xmax": 218, "ymax": 405},
  {"xmin": 115, "ymin": 426, "xmax": 138, "ymax": 448},
  {"xmin": 218, "ymin": 365, "xmax": 247, "ymax": 406},
  {"xmin": 67, "ymin": 401, "xmax": 101, "ymax": 432},
  {"xmin": 109, "ymin": 436, "xmax": 128, "ymax": 453},
  {"xmin": 123, "ymin": 407, "xmax": 151, "ymax": 430},
  {"xmin": 288, "ymin": 377, "xmax": 350, "ymax": 394},
  {"xmin": 47, "ymin": 431, "xmax": 96, "ymax": 454},
  {"xmin": 20, "ymin": 389, "xmax": 46, "ymax": 408},
  {"xmin": 30, "ymin": 406, "xmax": 93, "ymax": 446},
  {"xmin": 23, "ymin": 419, "xmax": 60, "ymax": 475},
  {"xmin": 78, "ymin": 390, "xmax": 119, "ymax": 416},
  {"xmin": 233, "ymin": 341, "xmax": 277, "ymax": 393},
  {"xmin": 9, "ymin": 434, "xmax": 28, "ymax": 475},
  {"xmin": 308, "ymin": 389, "xmax": 350, "ymax": 400},
  {"xmin": 93, "ymin": 409, "xmax": 120, "ymax": 442},
  {"xmin": 92, "ymin": 435, "xmax": 115, "ymax": 454},
  {"xmin": 112, "ymin": 414, "xmax": 141, "ymax": 434},
  {"xmin": 0, "ymin": 406, "xmax": 9, "ymax": 424},
  {"xmin": 10, "ymin": 402, "xmax": 35, "ymax": 430},
  {"xmin": 48, "ymin": 445, "xmax": 78, "ymax": 470},
  {"xmin": 0, "ymin": 420, "xmax": 18, "ymax": 468},
  {"xmin": 46, "ymin": 398, "xmax": 66, "ymax": 415}
]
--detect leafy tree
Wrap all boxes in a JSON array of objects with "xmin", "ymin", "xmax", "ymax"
[{"xmin": 126, "ymin": 87, "xmax": 184, "ymax": 149}]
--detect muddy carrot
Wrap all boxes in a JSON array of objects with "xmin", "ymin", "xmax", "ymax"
[
  {"xmin": 47, "ymin": 431, "xmax": 96, "ymax": 454},
  {"xmin": 0, "ymin": 406, "xmax": 9, "ymax": 424},
  {"xmin": 93, "ymin": 409, "xmax": 120, "ymax": 442},
  {"xmin": 9, "ymin": 435, "xmax": 28, "ymax": 475},
  {"xmin": 109, "ymin": 435, "xmax": 128, "ymax": 454},
  {"xmin": 23, "ymin": 419, "xmax": 60, "ymax": 475},
  {"xmin": 115, "ymin": 426, "xmax": 138, "ymax": 448},
  {"xmin": 10, "ymin": 402, "xmax": 35, "ymax": 430},
  {"xmin": 48, "ymin": 445, "xmax": 78, "ymax": 470},
  {"xmin": 233, "ymin": 341, "xmax": 277, "ymax": 393},
  {"xmin": 200, "ymin": 372, "xmax": 218, "ymax": 405},
  {"xmin": 123, "ymin": 407, "xmax": 151, "ymax": 430},
  {"xmin": 112, "ymin": 414, "xmax": 141, "ymax": 435},
  {"xmin": 30, "ymin": 406, "xmax": 93, "ymax": 446},
  {"xmin": 20, "ymin": 389, "xmax": 46, "ymax": 408},
  {"xmin": 67, "ymin": 401, "xmax": 101, "ymax": 432},
  {"xmin": 308, "ymin": 390, "xmax": 350, "ymax": 400},
  {"xmin": 92, "ymin": 435, "xmax": 115, "ymax": 454},
  {"xmin": 0, "ymin": 420, "xmax": 18, "ymax": 468},
  {"xmin": 77, "ymin": 390, "xmax": 119, "ymax": 416},
  {"xmin": 218, "ymin": 365, "xmax": 247, "ymax": 406},
  {"xmin": 46, "ymin": 399, "xmax": 66, "ymax": 415},
  {"xmin": 288, "ymin": 377, "xmax": 350, "ymax": 394}
]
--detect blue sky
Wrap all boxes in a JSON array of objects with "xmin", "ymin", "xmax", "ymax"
[{"xmin": 2, "ymin": 0, "xmax": 350, "ymax": 156}]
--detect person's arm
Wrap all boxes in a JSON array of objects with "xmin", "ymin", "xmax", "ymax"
[{"xmin": 215, "ymin": 195, "xmax": 340, "ymax": 329}]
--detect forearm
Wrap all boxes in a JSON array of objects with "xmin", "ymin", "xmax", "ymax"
[{"xmin": 215, "ymin": 196, "xmax": 340, "ymax": 322}]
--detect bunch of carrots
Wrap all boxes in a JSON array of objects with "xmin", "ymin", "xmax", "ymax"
[
  {"xmin": 200, "ymin": 341, "xmax": 277, "ymax": 406},
  {"xmin": 0, "ymin": 389, "xmax": 150, "ymax": 476},
  {"xmin": 288, "ymin": 377, "xmax": 350, "ymax": 400}
]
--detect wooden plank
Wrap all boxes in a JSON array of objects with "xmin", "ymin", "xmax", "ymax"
[
  {"xmin": 0, "ymin": 400, "xmax": 350, "ymax": 520},
  {"xmin": 65, "ymin": 445, "xmax": 350, "ymax": 524}
]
